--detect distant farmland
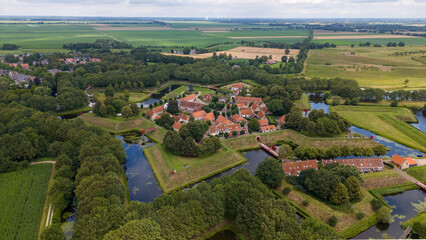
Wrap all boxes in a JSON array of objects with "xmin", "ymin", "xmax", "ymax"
[{"xmin": 0, "ymin": 164, "xmax": 52, "ymax": 240}]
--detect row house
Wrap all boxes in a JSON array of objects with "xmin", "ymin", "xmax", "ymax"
[
  {"xmin": 230, "ymin": 114, "xmax": 245, "ymax": 124},
  {"xmin": 260, "ymin": 125, "xmax": 276, "ymax": 133},
  {"xmin": 180, "ymin": 93, "xmax": 197, "ymax": 102},
  {"xmin": 282, "ymin": 160, "xmax": 318, "ymax": 176},
  {"xmin": 322, "ymin": 158, "xmax": 384, "ymax": 172},
  {"xmin": 239, "ymin": 107, "xmax": 254, "ymax": 118}
]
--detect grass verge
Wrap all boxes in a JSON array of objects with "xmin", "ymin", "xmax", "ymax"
[
  {"xmin": 56, "ymin": 105, "xmax": 92, "ymax": 116},
  {"xmin": 406, "ymin": 165, "xmax": 426, "ymax": 182}
]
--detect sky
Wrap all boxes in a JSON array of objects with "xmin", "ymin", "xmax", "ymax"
[{"xmin": 0, "ymin": 0, "xmax": 425, "ymax": 18}]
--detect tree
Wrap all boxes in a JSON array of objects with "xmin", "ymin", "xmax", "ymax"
[
  {"xmin": 255, "ymin": 157, "xmax": 284, "ymax": 188},
  {"xmin": 371, "ymin": 198, "xmax": 383, "ymax": 211},
  {"xmin": 285, "ymin": 49, "xmax": 290, "ymax": 54},
  {"xmin": 183, "ymin": 47, "xmax": 191, "ymax": 55},
  {"xmin": 390, "ymin": 100, "xmax": 398, "ymax": 107},
  {"xmin": 123, "ymin": 90, "xmax": 130, "ymax": 101},
  {"xmin": 129, "ymin": 103, "xmax": 140, "ymax": 118},
  {"xmin": 40, "ymin": 224, "xmax": 65, "ymax": 240},
  {"xmin": 278, "ymin": 144, "xmax": 293, "ymax": 161},
  {"xmin": 105, "ymin": 84, "xmax": 114, "ymax": 97},
  {"xmin": 34, "ymin": 86, "xmax": 51, "ymax": 96},
  {"xmin": 344, "ymin": 176, "xmax": 363, "ymax": 200},
  {"xmin": 423, "ymin": 103, "xmax": 426, "ymax": 116},
  {"xmin": 331, "ymin": 96, "xmax": 342, "ymax": 106},
  {"xmin": 248, "ymin": 119, "xmax": 260, "ymax": 133},
  {"xmin": 224, "ymin": 132, "xmax": 229, "ymax": 139},
  {"xmin": 181, "ymin": 137, "xmax": 199, "ymax": 156},
  {"xmin": 121, "ymin": 106, "xmax": 132, "ymax": 119},
  {"xmin": 327, "ymin": 216, "xmax": 338, "ymax": 227},
  {"xmin": 104, "ymin": 219, "xmax": 162, "ymax": 240},
  {"xmin": 398, "ymin": 42, "xmax": 405, "ymax": 47},
  {"xmin": 373, "ymin": 145, "xmax": 388, "ymax": 156},
  {"xmin": 281, "ymin": 56, "xmax": 288, "ymax": 62},
  {"xmin": 377, "ymin": 207, "xmax": 392, "ymax": 223},
  {"xmin": 99, "ymin": 104, "xmax": 108, "ymax": 117},
  {"xmin": 330, "ymin": 183, "xmax": 349, "ymax": 205},
  {"xmin": 164, "ymin": 131, "xmax": 184, "ymax": 155},
  {"xmin": 93, "ymin": 100, "xmax": 102, "ymax": 115},
  {"xmin": 404, "ymin": 79, "xmax": 409, "ymax": 86}
]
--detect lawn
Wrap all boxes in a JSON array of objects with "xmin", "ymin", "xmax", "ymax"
[
  {"xmin": 294, "ymin": 94, "xmax": 310, "ymax": 110},
  {"xmin": 276, "ymin": 180, "xmax": 376, "ymax": 235},
  {"xmin": 361, "ymin": 168, "xmax": 409, "ymax": 189},
  {"xmin": 223, "ymin": 129, "xmax": 378, "ymax": 151},
  {"xmin": 304, "ymin": 46, "xmax": 426, "ymax": 89},
  {"xmin": 79, "ymin": 113, "xmax": 156, "ymax": 133},
  {"xmin": 161, "ymin": 85, "xmax": 186, "ymax": 100},
  {"xmin": 406, "ymin": 165, "xmax": 426, "ymax": 182},
  {"xmin": 331, "ymin": 105, "xmax": 426, "ymax": 152},
  {"xmin": 91, "ymin": 91, "xmax": 149, "ymax": 103},
  {"xmin": 0, "ymin": 164, "xmax": 52, "ymax": 240},
  {"xmin": 144, "ymin": 144, "xmax": 246, "ymax": 193}
]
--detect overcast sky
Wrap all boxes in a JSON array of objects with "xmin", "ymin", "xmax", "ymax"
[{"xmin": 1, "ymin": 0, "xmax": 425, "ymax": 18}]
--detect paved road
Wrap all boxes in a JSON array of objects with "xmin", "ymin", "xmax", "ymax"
[
  {"xmin": 392, "ymin": 167, "xmax": 418, "ymax": 183},
  {"xmin": 30, "ymin": 161, "xmax": 56, "ymax": 165}
]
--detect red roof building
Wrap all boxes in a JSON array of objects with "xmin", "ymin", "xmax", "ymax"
[
  {"xmin": 179, "ymin": 101, "xmax": 205, "ymax": 113},
  {"xmin": 203, "ymin": 112, "xmax": 215, "ymax": 122},
  {"xmin": 256, "ymin": 111, "xmax": 266, "ymax": 120},
  {"xmin": 216, "ymin": 114, "xmax": 233, "ymax": 125},
  {"xmin": 251, "ymin": 102, "xmax": 259, "ymax": 111},
  {"xmin": 230, "ymin": 114, "xmax": 245, "ymax": 123},
  {"xmin": 239, "ymin": 107, "xmax": 254, "ymax": 117},
  {"xmin": 322, "ymin": 158, "xmax": 384, "ymax": 172},
  {"xmin": 235, "ymin": 96, "xmax": 263, "ymax": 104},
  {"xmin": 282, "ymin": 160, "xmax": 318, "ymax": 176},
  {"xmin": 180, "ymin": 93, "xmax": 197, "ymax": 102},
  {"xmin": 277, "ymin": 115, "xmax": 286, "ymax": 126},
  {"xmin": 258, "ymin": 119, "xmax": 269, "ymax": 127},
  {"xmin": 203, "ymin": 94, "xmax": 213, "ymax": 102},
  {"xmin": 391, "ymin": 154, "xmax": 417, "ymax": 169},
  {"xmin": 260, "ymin": 125, "xmax": 276, "ymax": 133},
  {"xmin": 231, "ymin": 83, "xmax": 243, "ymax": 91},
  {"xmin": 173, "ymin": 121, "xmax": 182, "ymax": 131},
  {"xmin": 192, "ymin": 110, "xmax": 207, "ymax": 120},
  {"xmin": 153, "ymin": 105, "xmax": 164, "ymax": 114}
]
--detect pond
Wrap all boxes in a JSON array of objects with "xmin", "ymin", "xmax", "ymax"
[
  {"xmin": 353, "ymin": 189, "xmax": 426, "ymax": 239},
  {"xmin": 206, "ymin": 229, "xmax": 240, "ymax": 240}
]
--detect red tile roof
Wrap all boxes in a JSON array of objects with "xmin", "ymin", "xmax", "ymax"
[
  {"xmin": 260, "ymin": 125, "xmax": 276, "ymax": 132},
  {"xmin": 153, "ymin": 105, "xmax": 164, "ymax": 113},
  {"xmin": 235, "ymin": 96, "xmax": 263, "ymax": 104},
  {"xmin": 178, "ymin": 113, "xmax": 190, "ymax": 121},
  {"xmin": 391, "ymin": 154, "xmax": 417, "ymax": 165},
  {"xmin": 230, "ymin": 114, "xmax": 245, "ymax": 123},
  {"xmin": 257, "ymin": 111, "xmax": 265, "ymax": 119},
  {"xmin": 203, "ymin": 112, "xmax": 215, "ymax": 122},
  {"xmin": 322, "ymin": 158, "xmax": 384, "ymax": 171},
  {"xmin": 240, "ymin": 107, "xmax": 254, "ymax": 116},
  {"xmin": 146, "ymin": 110, "xmax": 155, "ymax": 118},
  {"xmin": 216, "ymin": 115, "xmax": 233, "ymax": 125},
  {"xmin": 277, "ymin": 115, "xmax": 286, "ymax": 124},
  {"xmin": 180, "ymin": 93, "xmax": 197, "ymax": 102},
  {"xmin": 251, "ymin": 102, "xmax": 258, "ymax": 111},
  {"xmin": 173, "ymin": 121, "xmax": 182, "ymax": 131},
  {"xmin": 258, "ymin": 119, "xmax": 269, "ymax": 126},
  {"xmin": 192, "ymin": 110, "xmax": 207, "ymax": 119},
  {"xmin": 282, "ymin": 160, "xmax": 318, "ymax": 176},
  {"xmin": 231, "ymin": 83, "xmax": 243, "ymax": 89}
]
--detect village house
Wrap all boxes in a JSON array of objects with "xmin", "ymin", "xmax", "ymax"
[
  {"xmin": 251, "ymin": 102, "xmax": 259, "ymax": 112},
  {"xmin": 258, "ymin": 119, "xmax": 269, "ymax": 127},
  {"xmin": 179, "ymin": 101, "xmax": 205, "ymax": 113},
  {"xmin": 173, "ymin": 121, "xmax": 182, "ymax": 131},
  {"xmin": 203, "ymin": 94, "xmax": 213, "ymax": 102},
  {"xmin": 240, "ymin": 107, "xmax": 254, "ymax": 118},
  {"xmin": 391, "ymin": 154, "xmax": 417, "ymax": 169},
  {"xmin": 260, "ymin": 125, "xmax": 276, "ymax": 133},
  {"xmin": 266, "ymin": 59, "xmax": 277, "ymax": 64},
  {"xmin": 203, "ymin": 112, "xmax": 215, "ymax": 123},
  {"xmin": 231, "ymin": 82, "xmax": 243, "ymax": 91},
  {"xmin": 234, "ymin": 96, "xmax": 263, "ymax": 105},
  {"xmin": 146, "ymin": 105, "xmax": 165, "ymax": 120},
  {"xmin": 192, "ymin": 110, "xmax": 207, "ymax": 121},
  {"xmin": 177, "ymin": 113, "xmax": 190, "ymax": 123},
  {"xmin": 180, "ymin": 93, "xmax": 197, "ymax": 102},
  {"xmin": 277, "ymin": 115, "xmax": 286, "ymax": 126},
  {"xmin": 322, "ymin": 158, "xmax": 384, "ymax": 172},
  {"xmin": 282, "ymin": 160, "xmax": 318, "ymax": 176},
  {"xmin": 209, "ymin": 115, "xmax": 244, "ymax": 136},
  {"xmin": 230, "ymin": 114, "xmax": 245, "ymax": 124},
  {"xmin": 255, "ymin": 111, "xmax": 266, "ymax": 120}
]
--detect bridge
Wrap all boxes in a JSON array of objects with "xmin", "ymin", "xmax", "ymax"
[
  {"xmin": 256, "ymin": 136, "xmax": 278, "ymax": 158},
  {"xmin": 399, "ymin": 226, "xmax": 412, "ymax": 239},
  {"xmin": 140, "ymin": 127, "xmax": 158, "ymax": 134},
  {"xmin": 416, "ymin": 181, "xmax": 426, "ymax": 191}
]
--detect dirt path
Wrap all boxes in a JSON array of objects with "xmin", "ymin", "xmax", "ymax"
[
  {"xmin": 392, "ymin": 167, "xmax": 418, "ymax": 183},
  {"xmin": 30, "ymin": 161, "xmax": 56, "ymax": 165}
]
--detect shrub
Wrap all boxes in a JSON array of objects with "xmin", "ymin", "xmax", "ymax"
[
  {"xmin": 328, "ymin": 216, "xmax": 338, "ymax": 227},
  {"xmin": 282, "ymin": 187, "xmax": 291, "ymax": 195},
  {"xmin": 383, "ymin": 162, "xmax": 394, "ymax": 169},
  {"xmin": 371, "ymin": 198, "xmax": 383, "ymax": 211},
  {"xmin": 356, "ymin": 212, "xmax": 365, "ymax": 220},
  {"xmin": 302, "ymin": 200, "xmax": 309, "ymax": 206},
  {"xmin": 390, "ymin": 100, "xmax": 398, "ymax": 107},
  {"xmin": 377, "ymin": 207, "xmax": 392, "ymax": 223}
]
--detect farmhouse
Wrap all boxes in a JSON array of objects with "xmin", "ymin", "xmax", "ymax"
[
  {"xmin": 173, "ymin": 121, "xmax": 182, "ymax": 131},
  {"xmin": 391, "ymin": 154, "xmax": 417, "ymax": 169},
  {"xmin": 240, "ymin": 107, "xmax": 254, "ymax": 118},
  {"xmin": 192, "ymin": 110, "xmax": 207, "ymax": 120},
  {"xmin": 322, "ymin": 158, "xmax": 384, "ymax": 172},
  {"xmin": 203, "ymin": 112, "xmax": 215, "ymax": 123},
  {"xmin": 179, "ymin": 101, "xmax": 205, "ymax": 113},
  {"xmin": 282, "ymin": 160, "xmax": 318, "ymax": 176},
  {"xmin": 260, "ymin": 125, "xmax": 276, "ymax": 133},
  {"xmin": 146, "ymin": 105, "xmax": 165, "ymax": 120}
]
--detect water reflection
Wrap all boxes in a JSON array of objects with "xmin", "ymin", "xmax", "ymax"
[{"xmin": 411, "ymin": 110, "xmax": 426, "ymax": 133}]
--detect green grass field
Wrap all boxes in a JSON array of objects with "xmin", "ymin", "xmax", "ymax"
[
  {"xmin": 331, "ymin": 105, "xmax": 426, "ymax": 152},
  {"xmin": 406, "ymin": 165, "xmax": 426, "ymax": 182},
  {"xmin": 304, "ymin": 46, "xmax": 426, "ymax": 89},
  {"xmin": 312, "ymin": 38, "xmax": 426, "ymax": 46},
  {"xmin": 0, "ymin": 164, "xmax": 52, "ymax": 240},
  {"xmin": 144, "ymin": 144, "xmax": 246, "ymax": 193},
  {"xmin": 79, "ymin": 113, "xmax": 156, "ymax": 133}
]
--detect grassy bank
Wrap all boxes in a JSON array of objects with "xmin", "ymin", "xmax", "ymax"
[
  {"xmin": 223, "ymin": 129, "xmax": 378, "ymax": 151},
  {"xmin": 91, "ymin": 91, "xmax": 150, "ymax": 103},
  {"xmin": 331, "ymin": 105, "xmax": 426, "ymax": 152},
  {"xmin": 361, "ymin": 169, "xmax": 409, "ymax": 189},
  {"xmin": 406, "ymin": 165, "xmax": 426, "ymax": 182},
  {"xmin": 56, "ymin": 105, "xmax": 92, "ymax": 116},
  {"xmin": 359, "ymin": 100, "xmax": 426, "ymax": 109},
  {"xmin": 294, "ymin": 94, "xmax": 310, "ymax": 110},
  {"xmin": 143, "ymin": 144, "xmax": 246, "ymax": 193},
  {"xmin": 0, "ymin": 164, "xmax": 52, "ymax": 240},
  {"xmin": 78, "ymin": 113, "xmax": 156, "ymax": 133},
  {"xmin": 369, "ymin": 182, "xmax": 418, "ymax": 196}
]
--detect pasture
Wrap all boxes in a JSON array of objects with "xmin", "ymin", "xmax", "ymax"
[
  {"xmin": 331, "ymin": 105, "xmax": 426, "ymax": 152},
  {"xmin": 0, "ymin": 164, "xmax": 52, "ymax": 240},
  {"xmin": 304, "ymin": 46, "xmax": 426, "ymax": 89}
]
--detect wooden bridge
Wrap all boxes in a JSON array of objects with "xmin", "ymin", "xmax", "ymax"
[
  {"xmin": 399, "ymin": 226, "xmax": 412, "ymax": 239},
  {"xmin": 256, "ymin": 136, "xmax": 278, "ymax": 158},
  {"xmin": 416, "ymin": 181, "xmax": 426, "ymax": 191},
  {"xmin": 140, "ymin": 127, "xmax": 157, "ymax": 134}
]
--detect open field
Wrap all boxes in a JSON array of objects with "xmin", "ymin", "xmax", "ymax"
[
  {"xmin": 312, "ymin": 37, "xmax": 426, "ymax": 46},
  {"xmin": 359, "ymin": 100, "xmax": 426, "ymax": 109},
  {"xmin": 0, "ymin": 164, "xmax": 52, "ymax": 240},
  {"xmin": 406, "ymin": 165, "xmax": 426, "ymax": 182},
  {"xmin": 331, "ymin": 105, "xmax": 426, "ymax": 152},
  {"xmin": 223, "ymin": 129, "xmax": 378, "ymax": 151},
  {"xmin": 144, "ymin": 144, "xmax": 246, "ymax": 193},
  {"xmin": 313, "ymin": 34, "xmax": 419, "ymax": 40},
  {"xmin": 304, "ymin": 46, "xmax": 426, "ymax": 89},
  {"xmin": 164, "ymin": 46, "xmax": 300, "ymax": 61},
  {"xmin": 91, "ymin": 91, "xmax": 150, "ymax": 103},
  {"xmin": 276, "ymin": 180, "xmax": 376, "ymax": 234},
  {"xmin": 361, "ymin": 168, "xmax": 409, "ymax": 189},
  {"xmin": 313, "ymin": 30, "xmax": 370, "ymax": 35}
]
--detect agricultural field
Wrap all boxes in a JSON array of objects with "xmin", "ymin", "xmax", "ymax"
[
  {"xmin": 331, "ymin": 105, "xmax": 426, "ymax": 152},
  {"xmin": 304, "ymin": 46, "xmax": 426, "ymax": 89},
  {"xmin": 0, "ymin": 164, "xmax": 52, "ymax": 240},
  {"xmin": 144, "ymin": 144, "xmax": 246, "ymax": 193}
]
